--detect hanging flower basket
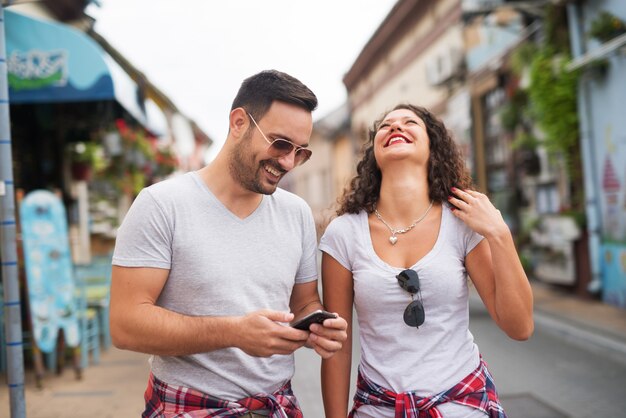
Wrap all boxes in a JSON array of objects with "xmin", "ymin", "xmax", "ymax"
[
  {"xmin": 70, "ymin": 161, "xmax": 92, "ymax": 181},
  {"xmin": 68, "ymin": 141, "xmax": 106, "ymax": 181},
  {"xmin": 100, "ymin": 119, "xmax": 180, "ymax": 196}
]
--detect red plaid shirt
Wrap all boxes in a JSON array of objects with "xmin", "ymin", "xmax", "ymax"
[
  {"xmin": 348, "ymin": 357, "xmax": 507, "ymax": 418},
  {"xmin": 142, "ymin": 373, "xmax": 303, "ymax": 417}
]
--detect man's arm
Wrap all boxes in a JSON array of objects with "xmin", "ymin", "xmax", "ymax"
[
  {"xmin": 289, "ymin": 280, "xmax": 324, "ymax": 318},
  {"xmin": 289, "ymin": 280, "xmax": 347, "ymax": 358},
  {"xmin": 110, "ymin": 265, "xmax": 309, "ymax": 357}
]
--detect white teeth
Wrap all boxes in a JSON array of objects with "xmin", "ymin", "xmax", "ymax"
[
  {"xmin": 265, "ymin": 165, "xmax": 280, "ymax": 176},
  {"xmin": 387, "ymin": 137, "xmax": 408, "ymax": 146}
]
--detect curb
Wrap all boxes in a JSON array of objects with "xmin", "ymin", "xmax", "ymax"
[{"xmin": 534, "ymin": 309, "xmax": 626, "ymax": 365}]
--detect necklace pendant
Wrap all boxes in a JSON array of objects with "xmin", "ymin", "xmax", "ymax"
[{"xmin": 389, "ymin": 236, "xmax": 398, "ymax": 245}]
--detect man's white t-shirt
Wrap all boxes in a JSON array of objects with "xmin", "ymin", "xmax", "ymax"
[{"xmin": 113, "ymin": 171, "xmax": 318, "ymax": 400}]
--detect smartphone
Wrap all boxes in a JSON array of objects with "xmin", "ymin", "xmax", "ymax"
[{"xmin": 291, "ymin": 310, "xmax": 337, "ymax": 330}]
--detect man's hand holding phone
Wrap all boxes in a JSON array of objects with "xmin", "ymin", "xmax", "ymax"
[
  {"xmin": 291, "ymin": 310, "xmax": 347, "ymax": 359},
  {"xmin": 290, "ymin": 310, "xmax": 337, "ymax": 330}
]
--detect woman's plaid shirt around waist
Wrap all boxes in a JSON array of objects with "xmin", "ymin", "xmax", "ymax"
[
  {"xmin": 143, "ymin": 373, "xmax": 303, "ymax": 417},
  {"xmin": 349, "ymin": 357, "xmax": 507, "ymax": 418}
]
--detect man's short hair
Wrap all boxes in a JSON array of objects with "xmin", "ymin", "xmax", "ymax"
[{"xmin": 231, "ymin": 70, "xmax": 318, "ymax": 121}]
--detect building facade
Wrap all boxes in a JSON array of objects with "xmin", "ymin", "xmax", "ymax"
[{"xmin": 566, "ymin": 0, "xmax": 626, "ymax": 308}]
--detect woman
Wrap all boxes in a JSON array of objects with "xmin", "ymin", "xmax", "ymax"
[{"xmin": 319, "ymin": 104, "xmax": 533, "ymax": 417}]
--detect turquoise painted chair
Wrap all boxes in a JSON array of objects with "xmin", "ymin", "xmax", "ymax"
[
  {"xmin": 39, "ymin": 264, "xmax": 103, "ymax": 373},
  {"xmin": 74, "ymin": 265, "xmax": 101, "ymax": 370},
  {"xmin": 74, "ymin": 257, "xmax": 111, "ymax": 352}
]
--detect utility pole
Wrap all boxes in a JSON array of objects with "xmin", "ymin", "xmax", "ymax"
[{"xmin": 0, "ymin": 2, "xmax": 27, "ymax": 417}]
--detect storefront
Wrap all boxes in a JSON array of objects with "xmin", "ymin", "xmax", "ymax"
[{"xmin": 6, "ymin": 8, "xmax": 174, "ymax": 261}]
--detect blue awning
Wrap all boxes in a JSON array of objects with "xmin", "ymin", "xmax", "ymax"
[{"xmin": 5, "ymin": 9, "xmax": 166, "ymax": 136}]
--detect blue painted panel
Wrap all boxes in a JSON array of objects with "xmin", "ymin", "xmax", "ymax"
[
  {"xmin": 19, "ymin": 190, "xmax": 80, "ymax": 352},
  {"xmin": 582, "ymin": 2, "xmax": 626, "ymax": 243},
  {"xmin": 466, "ymin": 21, "xmax": 523, "ymax": 72},
  {"xmin": 601, "ymin": 243, "xmax": 626, "ymax": 308}
]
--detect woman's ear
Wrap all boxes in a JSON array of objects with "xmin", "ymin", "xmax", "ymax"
[{"xmin": 229, "ymin": 107, "xmax": 249, "ymax": 139}]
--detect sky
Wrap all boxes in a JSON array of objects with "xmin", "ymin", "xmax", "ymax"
[{"xmin": 86, "ymin": 0, "xmax": 398, "ymax": 160}]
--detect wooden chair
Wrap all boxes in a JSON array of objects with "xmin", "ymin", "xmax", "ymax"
[
  {"xmin": 74, "ymin": 258, "xmax": 111, "ymax": 352},
  {"xmin": 87, "ymin": 255, "xmax": 111, "ymax": 350},
  {"xmin": 73, "ymin": 266, "xmax": 101, "ymax": 370}
]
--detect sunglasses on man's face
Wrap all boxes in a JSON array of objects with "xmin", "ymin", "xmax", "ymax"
[
  {"xmin": 247, "ymin": 113, "xmax": 312, "ymax": 166},
  {"xmin": 396, "ymin": 269, "xmax": 425, "ymax": 328}
]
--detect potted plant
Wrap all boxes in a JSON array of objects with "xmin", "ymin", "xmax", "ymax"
[
  {"xmin": 101, "ymin": 119, "xmax": 159, "ymax": 196},
  {"xmin": 588, "ymin": 11, "xmax": 626, "ymax": 43},
  {"xmin": 153, "ymin": 146, "xmax": 178, "ymax": 178},
  {"xmin": 69, "ymin": 141, "xmax": 106, "ymax": 181}
]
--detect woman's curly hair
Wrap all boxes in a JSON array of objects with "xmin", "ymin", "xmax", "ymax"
[{"xmin": 337, "ymin": 103, "xmax": 473, "ymax": 215}]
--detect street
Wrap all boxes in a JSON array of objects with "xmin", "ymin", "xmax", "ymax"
[
  {"xmin": 468, "ymin": 303, "xmax": 626, "ymax": 418},
  {"xmin": 2, "ymin": 294, "xmax": 625, "ymax": 418},
  {"xmin": 292, "ymin": 300, "xmax": 626, "ymax": 418},
  {"xmin": 3, "ymin": 2, "xmax": 626, "ymax": 418}
]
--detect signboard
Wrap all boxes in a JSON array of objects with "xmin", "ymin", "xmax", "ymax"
[
  {"xmin": 20, "ymin": 190, "xmax": 80, "ymax": 352},
  {"xmin": 5, "ymin": 9, "xmax": 114, "ymax": 103},
  {"xmin": 531, "ymin": 216, "xmax": 581, "ymax": 285}
]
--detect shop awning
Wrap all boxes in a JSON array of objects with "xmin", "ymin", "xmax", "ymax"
[{"xmin": 5, "ymin": 9, "xmax": 166, "ymax": 136}]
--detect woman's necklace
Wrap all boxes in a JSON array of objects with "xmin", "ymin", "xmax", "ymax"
[{"xmin": 374, "ymin": 200, "xmax": 434, "ymax": 245}]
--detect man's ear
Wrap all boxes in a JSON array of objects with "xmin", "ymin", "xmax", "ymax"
[{"xmin": 229, "ymin": 108, "xmax": 249, "ymax": 139}]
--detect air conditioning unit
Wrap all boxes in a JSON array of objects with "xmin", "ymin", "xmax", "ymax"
[
  {"xmin": 425, "ymin": 48, "xmax": 464, "ymax": 86},
  {"xmin": 462, "ymin": 0, "xmax": 503, "ymax": 13}
]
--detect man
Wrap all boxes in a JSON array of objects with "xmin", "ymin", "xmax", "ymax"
[{"xmin": 110, "ymin": 70, "xmax": 348, "ymax": 417}]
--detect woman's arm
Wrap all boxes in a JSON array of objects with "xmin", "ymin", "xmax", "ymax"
[
  {"xmin": 450, "ymin": 188, "xmax": 534, "ymax": 340},
  {"xmin": 290, "ymin": 280, "xmax": 347, "ymax": 358},
  {"xmin": 321, "ymin": 252, "xmax": 355, "ymax": 418}
]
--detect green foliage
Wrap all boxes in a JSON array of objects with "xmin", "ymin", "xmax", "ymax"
[
  {"xmin": 101, "ymin": 120, "xmax": 179, "ymax": 196},
  {"xmin": 499, "ymin": 102, "xmax": 520, "ymax": 132},
  {"xmin": 503, "ymin": 3, "xmax": 585, "ymax": 214},
  {"xmin": 511, "ymin": 131, "xmax": 540, "ymax": 151},
  {"xmin": 528, "ymin": 50, "xmax": 580, "ymax": 158},
  {"xmin": 586, "ymin": 58, "xmax": 610, "ymax": 77},
  {"xmin": 519, "ymin": 252, "xmax": 533, "ymax": 274},
  {"xmin": 543, "ymin": 4, "xmax": 573, "ymax": 51},
  {"xmin": 560, "ymin": 208, "xmax": 587, "ymax": 229},
  {"xmin": 510, "ymin": 43, "xmax": 537, "ymax": 76},
  {"xmin": 588, "ymin": 11, "xmax": 626, "ymax": 42},
  {"xmin": 499, "ymin": 89, "xmax": 529, "ymax": 132},
  {"xmin": 69, "ymin": 141, "xmax": 107, "ymax": 172},
  {"xmin": 525, "ymin": 47, "xmax": 585, "ymax": 214}
]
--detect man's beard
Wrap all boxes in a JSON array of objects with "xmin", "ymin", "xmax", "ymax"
[{"xmin": 228, "ymin": 143, "xmax": 281, "ymax": 195}]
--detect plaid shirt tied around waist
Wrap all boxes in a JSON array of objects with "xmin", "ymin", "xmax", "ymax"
[
  {"xmin": 349, "ymin": 357, "xmax": 507, "ymax": 418},
  {"xmin": 143, "ymin": 372, "xmax": 303, "ymax": 418}
]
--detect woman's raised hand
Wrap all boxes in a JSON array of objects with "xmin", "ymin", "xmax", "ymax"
[{"xmin": 448, "ymin": 188, "xmax": 509, "ymax": 239}]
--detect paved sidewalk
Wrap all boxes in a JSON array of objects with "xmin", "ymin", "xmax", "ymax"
[
  {"xmin": 0, "ymin": 347, "xmax": 150, "ymax": 418},
  {"xmin": 2, "ymin": 279, "xmax": 626, "ymax": 417},
  {"xmin": 530, "ymin": 280, "xmax": 626, "ymax": 364}
]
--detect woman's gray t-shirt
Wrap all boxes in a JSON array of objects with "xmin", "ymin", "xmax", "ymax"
[
  {"xmin": 319, "ymin": 205, "xmax": 486, "ymax": 417},
  {"xmin": 112, "ymin": 171, "xmax": 318, "ymax": 400}
]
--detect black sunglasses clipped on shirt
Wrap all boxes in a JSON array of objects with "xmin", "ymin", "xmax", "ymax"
[{"xmin": 396, "ymin": 269, "xmax": 425, "ymax": 328}]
